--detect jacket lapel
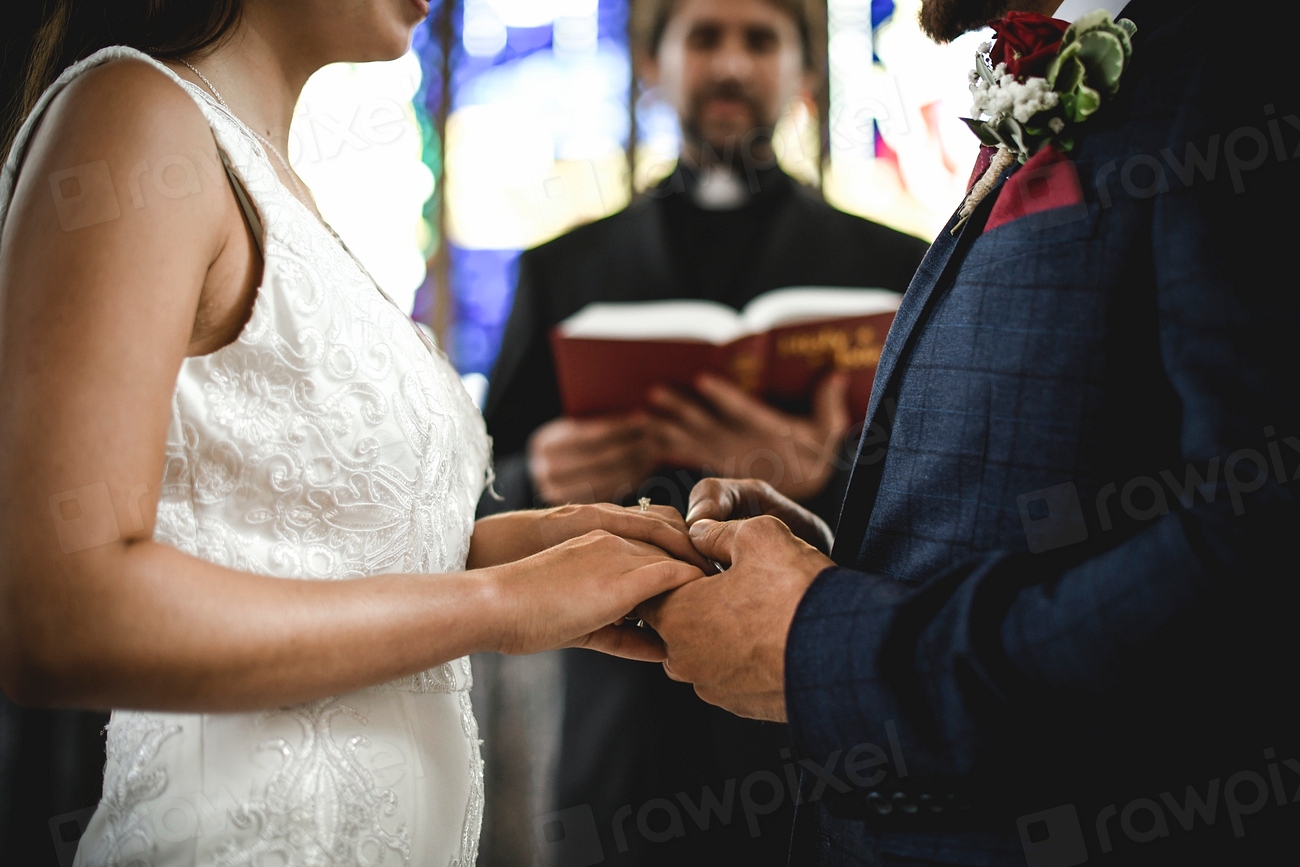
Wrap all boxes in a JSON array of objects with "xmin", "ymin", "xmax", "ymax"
[
  {"xmin": 832, "ymin": 175, "xmax": 1009, "ymax": 564},
  {"xmin": 829, "ymin": 0, "xmax": 1183, "ymax": 565},
  {"xmin": 860, "ymin": 212, "xmax": 962, "ymax": 430}
]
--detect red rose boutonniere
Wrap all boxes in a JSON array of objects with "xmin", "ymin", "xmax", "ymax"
[
  {"xmin": 988, "ymin": 12, "xmax": 1069, "ymax": 79},
  {"xmin": 955, "ymin": 9, "xmax": 1137, "ymax": 230}
]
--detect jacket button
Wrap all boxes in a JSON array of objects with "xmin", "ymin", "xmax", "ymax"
[
  {"xmin": 891, "ymin": 792, "xmax": 919, "ymax": 814},
  {"xmin": 865, "ymin": 791, "xmax": 893, "ymax": 816}
]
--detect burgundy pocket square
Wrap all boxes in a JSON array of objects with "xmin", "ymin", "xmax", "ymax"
[{"xmin": 985, "ymin": 145, "xmax": 1086, "ymax": 233}]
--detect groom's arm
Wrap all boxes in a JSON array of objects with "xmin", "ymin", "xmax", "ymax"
[
  {"xmin": 786, "ymin": 52, "xmax": 1300, "ymax": 785},
  {"xmin": 656, "ymin": 31, "xmax": 1300, "ymax": 789}
]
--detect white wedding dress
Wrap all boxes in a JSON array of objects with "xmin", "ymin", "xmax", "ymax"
[{"xmin": 0, "ymin": 48, "xmax": 492, "ymax": 866}]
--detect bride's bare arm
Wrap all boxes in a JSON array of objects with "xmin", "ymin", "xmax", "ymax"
[{"xmin": 0, "ymin": 61, "xmax": 701, "ymax": 713}]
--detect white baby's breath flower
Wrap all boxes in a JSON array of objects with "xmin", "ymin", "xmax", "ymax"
[
  {"xmin": 1010, "ymin": 77, "xmax": 1060, "ymax": 123},
  {"xmin": 969, "ymin": 61, "xmax": 1059, "ymax": 127},
  {"xmin": 1049, "ymin": 117, "xmax": 1066, "ymax": 133}
]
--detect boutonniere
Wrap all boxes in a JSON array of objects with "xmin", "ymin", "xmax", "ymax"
[{"xmin": 955, "ymin": 9, "xmax": 1137, "ymax": 229}]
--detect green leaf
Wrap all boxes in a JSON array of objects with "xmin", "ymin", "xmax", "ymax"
[
  {"xmin": 1046, "ymin": 52, "xmax": 1063, "ymax": 88},
  {"xmin": 1066, "ymin": 9, "xmax": 1134, "ymax": 64},
  {"xmin": 1073, "ymin": 82, "xmax": 1102, "ymax": 120},
  {"xmin": 1054, "ymin": 52, "xmax": 1085, "ymax": 95},
  {"xmin": 1070, "ymin": 9, "xmax": 1114, "ymax": 35},
  {"xmin": 996, "ymin": 115, "xmax": 1030, "ymax": 160},
  {"xmin": 1060, "ymin": 20, "xmax": 1079, "ymax": 50},
  {"xmin": 976, "ymin": 51, "xmax": 996, "ymax": 84},
  {"xmin": 961, "ymin": 117, "xmax": 1002, "ymax": 147},
  {"xmin": 1076, "ymin": 30, "xmax": 1126, "ymax": 94}
]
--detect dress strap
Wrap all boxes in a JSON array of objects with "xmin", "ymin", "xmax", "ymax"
[
  {"xmin": 0, "ymin": 45, "xmax": 267, "ymax": 257},
  {"xmin": 221, "ymin": 151, "xmax": 265, "ymax": 258}
]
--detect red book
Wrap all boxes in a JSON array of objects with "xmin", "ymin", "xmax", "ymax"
[{"xmin": 550, "ymin": 287, "xmax": 901, "ymax": 420}]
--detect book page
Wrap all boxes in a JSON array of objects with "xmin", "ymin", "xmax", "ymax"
[
  {"xmin": 740, "ymin": 286, "xmax": 902, "ymax": 333},
  {"xmin": 557, "ymin": 300, "xmax": 745, "ymax": 345}
]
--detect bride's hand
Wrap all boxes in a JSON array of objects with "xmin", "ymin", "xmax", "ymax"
[
  {"xmin": 484, "ymin": 531, "xmax": 703, "ymax": 662},
  {"xmin": 468, "ymin": 503, "xmax": 714, "ymax": 573}
]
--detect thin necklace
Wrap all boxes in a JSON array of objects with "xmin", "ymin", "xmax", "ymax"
[
  {"xmin": 180, "ymin": 59, "xmax": 309, "ymax": 204},
  {"xmin": 177, "ymin": 59, "xmax": 437, "ymax": 354}
]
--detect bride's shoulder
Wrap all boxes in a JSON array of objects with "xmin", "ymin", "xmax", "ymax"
[
  {"xmin": 12, "ymin": 56, "xmax": 219, "ymax": 202},
  {"xmin": 1, "ymin": 53, "xmax": 235, "ymax": 328}
]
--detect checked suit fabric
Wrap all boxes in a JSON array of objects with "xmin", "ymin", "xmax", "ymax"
[{"xmin": 784, "ymin": 0, "xmax": 1300, "ymax": 864}]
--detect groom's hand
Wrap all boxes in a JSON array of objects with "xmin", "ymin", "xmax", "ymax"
[
  {"xmin": 686, "ymin": 478, "xmax": 834, "ymax": 555},
  {"xmin": 638, "ymin": 516, "xmax": 833, "ymax": 722}
]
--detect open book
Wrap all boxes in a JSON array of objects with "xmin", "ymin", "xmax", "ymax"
[{"xmin": 550, "ymin": 286, "xmax": 901, "ymax": 420}]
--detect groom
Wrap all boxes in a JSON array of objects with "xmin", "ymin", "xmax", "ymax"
[{"xmin": 643, "ymin": 0, "xmax": 1300, "ymax": 863}]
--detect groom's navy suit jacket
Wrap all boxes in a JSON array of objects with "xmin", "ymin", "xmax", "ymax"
[{"xmin": 785, "ymin": 1, "xmax": 1300, "ymax": 864}]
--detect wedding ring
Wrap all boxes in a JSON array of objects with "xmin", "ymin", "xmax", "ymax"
[{"xmin": 638, "ymin": 497, "xmax": 651, "ymax": 512}]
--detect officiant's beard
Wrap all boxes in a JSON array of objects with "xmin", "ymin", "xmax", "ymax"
[
  {"xmin": 680, "ymin": 124, "xmax": 777, "ymax": 173},
  {"xmin": 919, "ymin": 0, "xmax": 1011, "ymax": 42},
  {"xmin": 681, "ymin": 83, "xmax": 778, "ymax": 171}
]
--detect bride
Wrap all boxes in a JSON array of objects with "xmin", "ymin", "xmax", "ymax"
[{"xmin": 0, "ymin": 1, "xmax": 707, "ymax": 864}]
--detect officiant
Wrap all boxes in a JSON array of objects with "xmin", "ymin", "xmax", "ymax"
[{"xmin": 478, "ymin": 0, "xmax": 927, "ymax": 863}]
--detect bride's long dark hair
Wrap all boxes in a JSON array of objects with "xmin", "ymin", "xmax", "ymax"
[{"xmin": 1, "ymin": 0, "xmax": 243, "ymax": 161}]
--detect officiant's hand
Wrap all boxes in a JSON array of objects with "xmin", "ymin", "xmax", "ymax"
[
  {"xmin": 647, "ymin": 373, "xmax": 851, "ymax": 501},
  {"xmin": 638, "ymin": 516, "xmax": 833, "ymax": 722},
  {"xmin": 686, "ymin": 478, "xmax": 834, "ymax": 555},
  {"xmin": 528, "ymin": 414, "xmax": 661, "ymax": 505}
]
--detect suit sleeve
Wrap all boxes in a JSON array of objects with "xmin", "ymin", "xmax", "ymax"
[
  {"xmin": 479, "ymin": 250, "xmax": 562, "ymax": 515},
  {"xmin": 784, "ymin": 34, "xmax": 1300, "ymax": 784}
]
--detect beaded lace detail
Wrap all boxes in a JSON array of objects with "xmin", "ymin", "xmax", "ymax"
[
  {"xmin": 212, "ymin": 700, "xmax": 412, "ymax": 867},
  {"xmin": 85, "ymin": 714, "xmax": 183, "ymax": 867}
]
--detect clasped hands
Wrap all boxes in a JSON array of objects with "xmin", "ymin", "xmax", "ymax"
[
  {"xmin": 638, "ymin": 478, "xmax": 836, "ymax": 723},
  {"xmin": 469, "ymin": 478, "xmax": 834, "ymax": 722},
  {"xmin": 487, "ymin": 374, "xmax": 848, "ymax": 720}
]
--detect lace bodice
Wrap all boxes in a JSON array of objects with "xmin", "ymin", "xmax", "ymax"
[
  {"xmin": 1, "ymin": 47, "xmax": 493, "ymax": 867},
  {"xmin": 143, "ymin": 54, "xmax": 491, "ymax": 692}
]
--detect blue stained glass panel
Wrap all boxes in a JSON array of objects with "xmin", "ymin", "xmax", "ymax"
[{"xmin": 413, "ymin": 0, "xmax": 633, "ymax": 377}]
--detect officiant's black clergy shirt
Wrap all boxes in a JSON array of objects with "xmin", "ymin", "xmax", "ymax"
[{"xmin": 481, "ymin": 163, "xmax": 928, "ymax": 866}]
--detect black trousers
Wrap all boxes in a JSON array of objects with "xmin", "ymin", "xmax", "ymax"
[
  {"xmin": 0, "ymin": 692, "xmax": 107, "ymax": 867},
  {"xmin": 552, "ymin": 649, "xmax": 795, "ymax": 867}
]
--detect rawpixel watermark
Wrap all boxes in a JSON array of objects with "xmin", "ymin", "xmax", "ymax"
[
  {"xmin": 1018, "ymin": 426, "xmax": 1297, "ymax": 553},
  {"xmin": 48, "ymin": 482, "xmax": 149, "ymax": 554},
  {"xmin": 1017, "ymin": 747, "xmax": 1300, "ymax": 866},
  {"xmin": 535, "ymin": 724, "xmax": 909, "ymax": 866}
]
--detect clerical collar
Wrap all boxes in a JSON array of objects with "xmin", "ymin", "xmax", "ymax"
[
  {"xmin": 692, "ymin": 166, "xmax": 749, "ymax": 210},
  {"xmin": 663, "ymin": 162, "xmax": 789, "ymax": 210}
]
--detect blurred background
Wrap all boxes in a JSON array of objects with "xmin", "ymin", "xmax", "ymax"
[{"xmin": 291, "ymin": 0, "xmax": 988, "ymax": 404}]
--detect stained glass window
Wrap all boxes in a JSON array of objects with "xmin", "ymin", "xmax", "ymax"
[
  {"xmin": 409, "ymin": 0, "xmax": 633, "ymax": 403},
  {"xmin": 292, "ymin": 1, "xmax": 992, "ymax": 396},
  {"xmin": 824, "ymin": 0, "xmax": 991, "ymax": 238}
]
